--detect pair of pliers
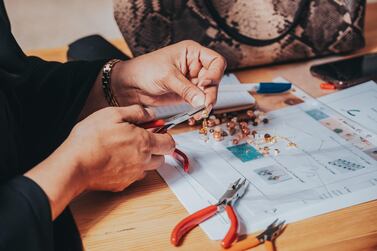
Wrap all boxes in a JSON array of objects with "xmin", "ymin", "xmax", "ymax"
[
  {"xmin": 171, "ymin": 178, "xmax": 248, "ymax": 249},
  {"xmin": 229, "ymin": 219, "xmax": 286, "ymax": 251},
  {"xmin": 142, "ymin": 104, "xmax": 207, "ymax": 134},
  {"xmin": 141, "ymin": 105, "xmax": 207, "ymax": 173}
]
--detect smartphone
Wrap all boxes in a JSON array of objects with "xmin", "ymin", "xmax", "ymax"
[{"xmin": 310, "ymin": 52, "xmax": 377, "ymax": 89}]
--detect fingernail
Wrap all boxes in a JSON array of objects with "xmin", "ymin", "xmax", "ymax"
[{"xmin": 192, "ymin": 93, "xmax": 205, "ymax": 107}]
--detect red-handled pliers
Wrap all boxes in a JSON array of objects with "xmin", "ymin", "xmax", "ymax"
[
  {"xmin": 141, "ymin": 105, "xmax": 207, "ymax": 173},
  {"xmin": 171, "ymin": 178, "xmax": 248, "ymax": 248}
]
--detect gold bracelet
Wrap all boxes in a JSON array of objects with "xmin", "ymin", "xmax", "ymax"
[{"xmin": 102, "ymin": 59, "xmax": 121, "ymax": 107}]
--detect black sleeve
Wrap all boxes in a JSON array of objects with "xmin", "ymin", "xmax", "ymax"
[
  {"xmin": 0, "ymin": 176, "xmax": 53, "ymax": 250},
  {"xmin": 0, "ymin": 1, "xmax": 107, "ymax": 250},
  {"xmin": 19, "ymin": 57, "xmax": 106, "ymax": 166},
  {"xmin": 1, "ymin": 0, "xmax": 106, "ymax": 166}
]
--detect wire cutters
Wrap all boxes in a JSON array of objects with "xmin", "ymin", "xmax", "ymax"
[
  {"xmin": 141, "ymin": 105, "xmax": 207, "ymax": 173},
  {"xmin": 171, "ymin": 178, "xmax": 248, "ymax": 249},
  {"xmin": 229, "ymin": 219, "xmax": 286, "ymax": 251}
]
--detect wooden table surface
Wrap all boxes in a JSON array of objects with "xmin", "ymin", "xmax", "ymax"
[{"xmin": 27, "ymin": 3, "xmax": 377, "ymax": 251}]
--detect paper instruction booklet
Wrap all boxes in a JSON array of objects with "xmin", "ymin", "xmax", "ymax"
[{"xmin": 157, "ymin": 80, "xmax": 377, "ymax": 240}]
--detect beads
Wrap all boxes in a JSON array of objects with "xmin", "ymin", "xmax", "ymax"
[
  {"xmin": 264, "ymin": 133, "xmax": 272, "ymax": 141},
  {"xmin": 232, "ymin": 133, "xmax": 243, "ymax": 145},
  {"xmin": 232, "ymin": 138, "xmax": 239, "ymax": 145},
  {"xmin": 199, "ymin": 127, "xmax": 207, "ymax": 135},
  {"xmin": 246, "ymin": 109, "xmax": 254, "ymax": 118},
  {"xmin": 251, "ymin": 130, "xmax": 257, "ymax": 138},
  {"xmin": 192, "ymin": 107, "xmax": 287, "ymax": 149},
  {"xmin": 207, "ymin": 119, "xmax": 216, "ymax": 127},
  {"xmin": 188, "ymin": 117, "xmax": 196, "ymax": 126},
  {"xmin": 213, "ymin": 126, "xmax": 223, "ymax": 141},
  {"xmin": 241, "ymin": 127, "xmax": 250, "ymax": 136},
  {"xmin": 287, "ymin": 142, "xmax": 297, "ymax": 148},
  {"xmin": 226, "ymin": 121, "xmax": 236, "ymax": 136}
]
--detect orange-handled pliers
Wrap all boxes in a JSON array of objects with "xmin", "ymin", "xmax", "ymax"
[
  {"xmin": 171, "ymin": 178, "xmax": 248, "ymax": 249},
  {"xmin": 141, "ymin": 105, "xmax": 207, "ymax": 173},
  {"xmin": 229, "ymin": 219, "xmax": 286, "ymax": 251}
]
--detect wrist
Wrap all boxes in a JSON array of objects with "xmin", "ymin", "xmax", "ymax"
[
  {"xmin": 110, "ymin": 60, "xmax": 140, "ymax": 106},
  {"xmin": 79, "ymin": 59, "xmax": 135, "ymax": 119}
]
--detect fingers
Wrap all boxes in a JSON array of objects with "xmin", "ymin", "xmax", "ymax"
[
  {"xmin": 167, "ymin": 71, "xmax": 206, "ymax": 107},
  {"xmin": 175, "ymin": 41, "xmax": 226, "ymax": 107},
  {"xmin": 198, "ymin": 46, "xmax": 227, "ymax": 83},
  {"xmin": 203, "ymin": 85, "xmax": 218, "ymax": 108},
  {"xmin": 148, "ymin": 132, "xmax": 176, "ymax": 155},
  {"xmin": 197, "ymin": 47, "xmax": 227, "ymax": 107},
  {"xmin": 145, "ymin": 155, "xmax": 165, "ymax": 171},
  {"xmin": 113, "ymin": 105, "xmax": 155, "ymax": 123}
]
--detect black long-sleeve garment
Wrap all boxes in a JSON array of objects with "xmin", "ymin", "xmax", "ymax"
[{"xmin": 0, "ymin": 1, "xmax": 105, "ymax": 250}]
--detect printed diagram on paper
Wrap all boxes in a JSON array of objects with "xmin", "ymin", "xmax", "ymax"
[
  {"xmin": 319, "ymin": 81, "xmax": 377, "ymax": 147},
  {"xmin": 158, "ymin": 82, "xmax": 377, "ymax": 240}
]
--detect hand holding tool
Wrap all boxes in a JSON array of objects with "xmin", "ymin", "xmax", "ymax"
[
  {"xmin": 171, "ymin": 178, "xmax": 248, "ymax": 248},
  {"xmin": 141, "ymin": 105, "xmax": 207, "ymax": 172},
  {"xmin": 229, "ymin": 219, "xmax": 286, "ymax": 251}
]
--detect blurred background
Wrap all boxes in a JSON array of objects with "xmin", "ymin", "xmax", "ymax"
[
  {"xmin": 4, "ymin": 0, "xmax": 121, "ymax": 50},
  {"xmin": 4, "ymin": 0, "xmax": 377, "ymax": 51}
]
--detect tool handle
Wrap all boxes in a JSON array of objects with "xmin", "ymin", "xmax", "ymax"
[
  {"xmin": 171, "ymin": 205, "xmax": 218, "ymax": 246},
  {"xmin": 265, "ymin": 241, "xmax": 275, "ymax": 251},
  {"xmin": 221, "ymin": 205, "xmax": 239, "ymax": 249},
  {"xmin": 142, "ymin": 120, "xmax": 190, "ymax": 172},
  {"xmin": 140, "ymin": 119, "xmax": 166, "ymax": 129},
  {"xmin": 172, "ymin": 148, "xmax": 190, "ymax": 173},
  {"xmin": 226, "ymin": 237, "xmax": 260, "ymax": 251}
]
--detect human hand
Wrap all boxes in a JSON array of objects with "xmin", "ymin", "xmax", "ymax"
[
  {"xmin": 67, "ymin": 105, "xmax": 175, "ymax": 192},
  {"xmin": 26, "ymin": 105, "xmax": 174, "ymax": 219},
  {"xmin": 112, "ymin": 40, "xmax": 226, "ymax": 108}
]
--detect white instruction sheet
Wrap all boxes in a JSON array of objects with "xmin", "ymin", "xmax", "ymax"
[
  {"xmin": 158, "ymin": 82, "xmax": 377, "ymax": 240},
  {"xmin": 319, "ymin": 81, "xmax": 377, "ymax": 138}
]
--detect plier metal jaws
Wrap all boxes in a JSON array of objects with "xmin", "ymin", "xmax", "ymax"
[
  {"xmin": 217, "ymin": 178, "xmax": 248, "ymax": 207},
  {"xmin": 257, "ymin": 219, "xmax": 285, "ymax": 243},
  {"xmin": 229, "ymin": 219, "xmax": 286, "ymax": 251},
  {"xmin": 142, "ymin": 104, "xmax": 206, "ymax": 133},
  {"xmin": 171, "ymin": 178, "xmax": 248, "ymax": 249}
]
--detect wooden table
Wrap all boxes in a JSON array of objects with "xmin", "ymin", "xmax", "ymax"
[{"xmin": 28, "ymin": 3, "xmax": 377, "ymax": 251}]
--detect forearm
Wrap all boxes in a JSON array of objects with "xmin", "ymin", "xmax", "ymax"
[{"xmin": 24, "ymin": 139, "xmax": 85, "ymax": 220}]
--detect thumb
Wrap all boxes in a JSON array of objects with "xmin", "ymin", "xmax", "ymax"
[
  {"xmin": 114, "ymin": 105, "xmax": 155, "ymax": 124},
  {"xmin": 168, "ymin": 72, "xmax": 206, "ymax": 107}
]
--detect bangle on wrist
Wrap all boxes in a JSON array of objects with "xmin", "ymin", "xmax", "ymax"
[{"xmin": 102, "ymin": 59, "xmax": 121, "ymax": 107}]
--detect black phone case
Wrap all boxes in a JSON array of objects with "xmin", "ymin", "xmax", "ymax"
[{"xmin": 310, "ymin": 53, "xmax": 377, "ymax": 89}]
